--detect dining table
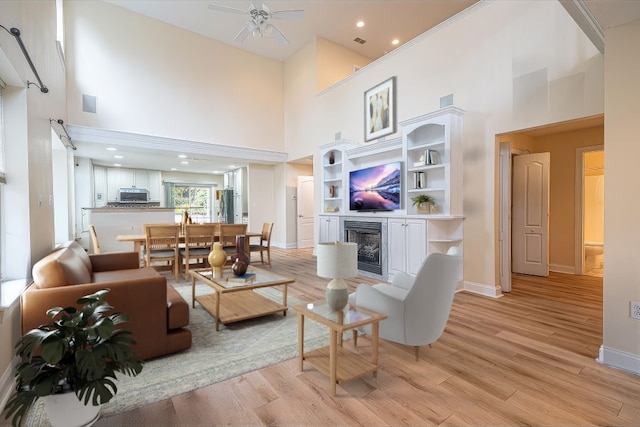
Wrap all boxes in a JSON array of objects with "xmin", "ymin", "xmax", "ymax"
[{"xmin": 116, "ymin": 230, "xmax": 263, "ymax": 259}]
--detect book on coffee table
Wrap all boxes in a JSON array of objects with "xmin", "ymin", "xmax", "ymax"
[{"xmin": 227, "ymin": 273, "xmax": 256, "ymax": 284}]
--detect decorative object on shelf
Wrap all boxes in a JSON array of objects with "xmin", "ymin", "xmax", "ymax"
[
  {"xmin": 208, "ymin": 242, "xmax": 226, "ymax": 278},
  {"xmin": 411, "ymin": 194, "xmax": 435, "ymax": 214},
  {"xmin": 3, "ymin": 289, "xmax": 143, "ymax": 427},
  {"xmin": 425, "ymin": 149, "xmax": 439, "ymax": 165},
  {"xmin": 430, "ymin": 204, "xmax": 440, "ymax": 213},
  {"xmin": 231, "ymin": 235, "xmax": 250, "ymax": 276},
  {"xmin": 414, "ymin": 171, "xmax": 425, "ymax": 189},
  {"xmin": 317, "ymin": 241, "xmax": 358, "ymax": 312},
  {"xmin": 364, "ymin": 76, "xmax": 396, "ymax": 142},
  {"xmin": 329, "ymin": 185, "xmax": 336, "ymax": 198},
  {"xmin": 329, "ymin": 151, "xmax": 335, "ymax": 165}
]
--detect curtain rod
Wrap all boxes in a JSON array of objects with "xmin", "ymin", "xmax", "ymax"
[
  {"xmin": 0, "ymin": 25, "xmax": 49, "ymax": 93},
  {"xmin": 50, "ymin": 119, "xmax": 77, "ymax": 150}
]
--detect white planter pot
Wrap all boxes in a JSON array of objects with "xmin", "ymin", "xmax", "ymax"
[{"xmin": 42, "ymin": 392, "xmax": 101, "ymax": 427}]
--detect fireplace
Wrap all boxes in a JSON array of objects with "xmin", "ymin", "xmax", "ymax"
[{"xmin": 342, "ymin": 218, "xmax": 387, "ymax": 279}]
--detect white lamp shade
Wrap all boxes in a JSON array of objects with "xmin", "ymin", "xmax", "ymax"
[{"xmin": 317, "ymin": 242, "xmax": 358, "ymax": 279}]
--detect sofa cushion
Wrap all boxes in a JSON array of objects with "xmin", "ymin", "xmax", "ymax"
[
  {"xmin": 32, "ymin": 252, "xmax": 68, "ymax": 289},
  {"xmin": 57, "ymin": 248, "xmax": 92, "ymax": 285},
  {"xmin": 92, "ymin": 267, "xmax": 160, "ymax": 283},
  {"xmin": 63, "ymin": 241, "xmax": 93, "ymax": 274},
  {"xmin": 167, "ymin": 285, "xmax": 190, "ymax": 330}
]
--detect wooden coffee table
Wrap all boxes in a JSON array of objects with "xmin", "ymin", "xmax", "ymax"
[
  {"xmin": 292, "ymin": 301, "xmax": 387, "ymax": 396},
  {"xmin": 189, "ymin": 267, "xmax": 294, "ymax": 331}
]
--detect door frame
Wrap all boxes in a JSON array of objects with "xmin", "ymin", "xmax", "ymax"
[
  {"xmin": 574, "ymin": 145, "xmax": 604, "ymax": 275},
  {"xmin": 498, "ymin": 141, "xmax": 529, "ymax": 292}
]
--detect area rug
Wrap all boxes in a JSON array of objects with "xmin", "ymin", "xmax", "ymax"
[{"xmin": 26, "ymin": 284, "xmax": 328, "ymax": 426}]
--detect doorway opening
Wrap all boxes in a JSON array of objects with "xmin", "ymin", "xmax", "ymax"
[
  {"xmin": 576, "ymin": 148, "xmax": 604, "ymax": 277},
  {"xmin": 497, "ymin": 115, "xmax": 604, "ymax": 293}
]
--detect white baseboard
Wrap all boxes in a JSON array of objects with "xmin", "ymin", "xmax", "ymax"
[
  {"xmin": 0, "ymin": 357, "xmax": 17, "ymax": 413},
  {"xmin": 463, "ymin": 280, "xmax": 503, "ymax": 298},
  {"xmin": 597, "ymin": 345, "xmax": 640, "ymax": 376},
  {"xmin": 271, "ymin": 242, "xmax": 298, "ymax": 249},
  {"xmin": 550, "ymin": 263, "xmax": 575, "ymax": 274}
]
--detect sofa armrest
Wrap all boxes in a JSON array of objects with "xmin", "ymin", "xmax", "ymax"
[{"xmin": 90, "ymin": 252, "xmax": 140, "ymax": 272}]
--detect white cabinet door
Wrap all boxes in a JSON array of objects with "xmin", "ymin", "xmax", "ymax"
[
  {"xmin": 387, "ymin": 218, "xmax": 407, "ymax": 276},
  {"xmin": 319, "ymin": 216, "xmax": 339, "ymax": 244},
  {"xmin": 388, "ymin": 218, "xmax": 426, "ymax": 276},
  {"xmin": 405, "ymin": 219, "xmax": 427, "ymax": 275},
  {"xmin": 133, "ymin": 169, "xmax": 149, "ymax": 189},
  {"xmin": 147, "ymin": 170, "xmax": 162, "ymax": 201}
]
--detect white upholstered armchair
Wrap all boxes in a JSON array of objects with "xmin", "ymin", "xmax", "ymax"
[{"xmin": 349, "ymin": 248, "xmax": 462, "ymax": 360}]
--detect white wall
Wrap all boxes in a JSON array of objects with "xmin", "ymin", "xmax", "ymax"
[
  {"xmin": 602, "ymin": 17, "xmax": 640, "ymax": 371},
  {"xmin": 65, "ymin": 1, "xmax": 285, "ymax": 152},
  {"xmin": 286, "ymin": 1, "xmax": 603, "ymax": 292}
]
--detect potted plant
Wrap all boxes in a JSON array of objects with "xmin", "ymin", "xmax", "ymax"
[
  {"xmin": 411, "ymin": 194, "xmax": 435, "ymax": 213},
  {"xmin": 4, "ymin": 289, "xmax": 144, "ymax": 427}
]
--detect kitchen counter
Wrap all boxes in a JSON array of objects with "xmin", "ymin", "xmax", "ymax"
[{"xmin": 84, "ymin": 208, "xmax": 176, "ymax": 253}]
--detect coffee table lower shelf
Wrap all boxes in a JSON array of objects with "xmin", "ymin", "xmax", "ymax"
[
  {"xmin": 195, "ymin": 291, "xmax": 287, "ymax": 327},
  {"xmin": 303, "ymin": 346, "xmax": 378, "ymax": 384}
]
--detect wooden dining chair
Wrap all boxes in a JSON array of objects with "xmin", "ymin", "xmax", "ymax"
[
  {"xmin": 249, "ymin": 222, "xmax": 273, "ymax": 266},
  {"xmin": 144, "ymin": 223, "xmax": 181, "ymax": 282},
  {"xmin": 218, "ymin": 223, "xmax": 248, "ymax": 264},
  {"xmin": 181, "ymin": 223, "xmax": 218, "ymax": 280},
  {"xmin": 88, "ymin": 224, "xmax": 101, "ymax": 254}
]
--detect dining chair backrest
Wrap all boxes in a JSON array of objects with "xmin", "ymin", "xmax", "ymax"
[
  {"xmin": 218, "ymin": 223, "xmax": 248, "ymax": 247},
  {"xmin": 88, "ymin": 224, "xmax": 101, "ymax": 254},
  {"xmin": 184, "ymin": 223, "xmax": 218, "ymax": 248},
  {"xmin": 144, "ymin": 223, "xmax": 181, "ymax": 281},
  {"xmin": 260, "ymin": 222, "xmax": 273, "ymax": 245}
]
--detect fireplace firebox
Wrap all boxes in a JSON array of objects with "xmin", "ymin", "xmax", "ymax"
[{"xmin": 343, "ymin": 219, "xmax": 387, "ymax": 279}]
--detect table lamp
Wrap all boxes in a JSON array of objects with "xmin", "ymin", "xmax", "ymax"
[{"xmin": 317, "ymin": 241, "xmax": 358, "ymax": 312}]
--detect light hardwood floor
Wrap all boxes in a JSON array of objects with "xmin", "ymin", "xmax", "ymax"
[
  {"xmin": 10, "ymin": 248, "xmax": 640, "ymax": 426},
  {"xmin": 94, "ymin": 248, "xmax": 640, "ymax": 426}
]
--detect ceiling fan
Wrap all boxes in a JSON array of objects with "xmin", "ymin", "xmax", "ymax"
[{"xmin": 208, "ymin": 1, "xmax": 304, "ymax": 46}]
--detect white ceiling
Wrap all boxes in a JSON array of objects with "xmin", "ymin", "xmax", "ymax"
[{"xmin": 69, "ymin": 0, "xmax": 640, "ymax": 175}]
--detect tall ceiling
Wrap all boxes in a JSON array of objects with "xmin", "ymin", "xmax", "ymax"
[
  {"xmin": 70, "ymin": 1, "xmax": 640, "ymax": 175},
  {"xmin": 104, "ymin": 0, "xmax": 479, "ymax": 62}
]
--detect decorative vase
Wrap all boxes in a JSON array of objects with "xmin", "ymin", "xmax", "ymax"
[
  {"xmin": 231, "ymin": 235, "xmax": 249, "ymax": 276},
  {"xmin": 208, "ymin": 242, "xmax": 226, "ymax": 278},
  {"xmin": 326, "ymin": 281, "xmax": 349, "ymax": 312},
  {"xmin": 43, "ymin": 392, "xmax": 101, "ymax": 427},
  {"xmin": 328, "ymin": 151, "xmax": 335, "ymax": 165}
]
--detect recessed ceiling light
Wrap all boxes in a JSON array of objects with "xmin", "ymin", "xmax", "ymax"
[
  {"xmin": 356, "ymin": 21, "xmax": 364, "ymax": 28},
  {"xmin": 171, "ymin": 168, "xmax": 177, "ymax": 171},
  {"xmin": 229, "ymin": 165, "xmax": 237, "ymax": 169},
  {"xmin": 106, "ymin": 147, "xmax": 117, "ymax": 151},
  {"xmin": 212, "ymin": 170, "xmax": 222, "ymax": 174},
  {"xmin": 114, "ymin": 155, "xmax": 124, "ymax": 159},
  {"xmin": 178, "ymin": 154, "xmax": 188, "ymax": 159},
  {"xmin": 392, "ymin": 39, "xmax": 400, "ymax": 45},
  {"xmin": 113, "ymin": 163, "xmax": 121, "ymax": 167},
  {"xmin": 181, "ymin": 161, "xmax": 189, "ymax": 165}
]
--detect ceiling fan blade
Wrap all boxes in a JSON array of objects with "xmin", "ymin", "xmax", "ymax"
[
  {"xmin": 271, "ymin": 10, "xmax": 304, "ymax": 20},
  {"xmin": 233, "ymin": 24, "xmax": 251, "ymax": 42},
  {"xmin": 268, "ymin": 24, "xmax": 289, "ymax": 46},
  {"xmin": 208, "ymin": 3, "xmax": 248, "ymax": 15}
]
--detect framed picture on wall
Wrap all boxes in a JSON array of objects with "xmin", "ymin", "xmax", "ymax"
[{"xmin": 364, "ymin": 76, "xmax": 396, "ymax": 142}]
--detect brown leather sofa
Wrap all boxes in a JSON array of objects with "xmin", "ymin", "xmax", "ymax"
[{"xmin": 21, "ymin": 241, "xmax": 191, "ymax": 360}]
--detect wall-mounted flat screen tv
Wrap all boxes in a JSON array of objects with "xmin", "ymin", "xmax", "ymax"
[{"xmin": 349, "ymin": 161, "xmax": 401, "ymax": 211}]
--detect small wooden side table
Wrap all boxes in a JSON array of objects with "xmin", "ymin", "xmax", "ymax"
[{"xmin": 292, "ymin": 301, "xmax": 387, "ymax": 396}]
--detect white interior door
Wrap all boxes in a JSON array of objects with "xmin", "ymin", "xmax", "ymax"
[
  {"xmin": 297, "ymin": 176, "xmax": 315, "ymax": 249},
  {"xmin": 512, "ymin": 153, "xmax": 550, "ymax": 276}
]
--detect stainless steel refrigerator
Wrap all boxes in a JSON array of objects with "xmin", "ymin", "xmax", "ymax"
[{"xmin": 219, "ymin": 189, "xmax": 234, "ymax": 223}]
